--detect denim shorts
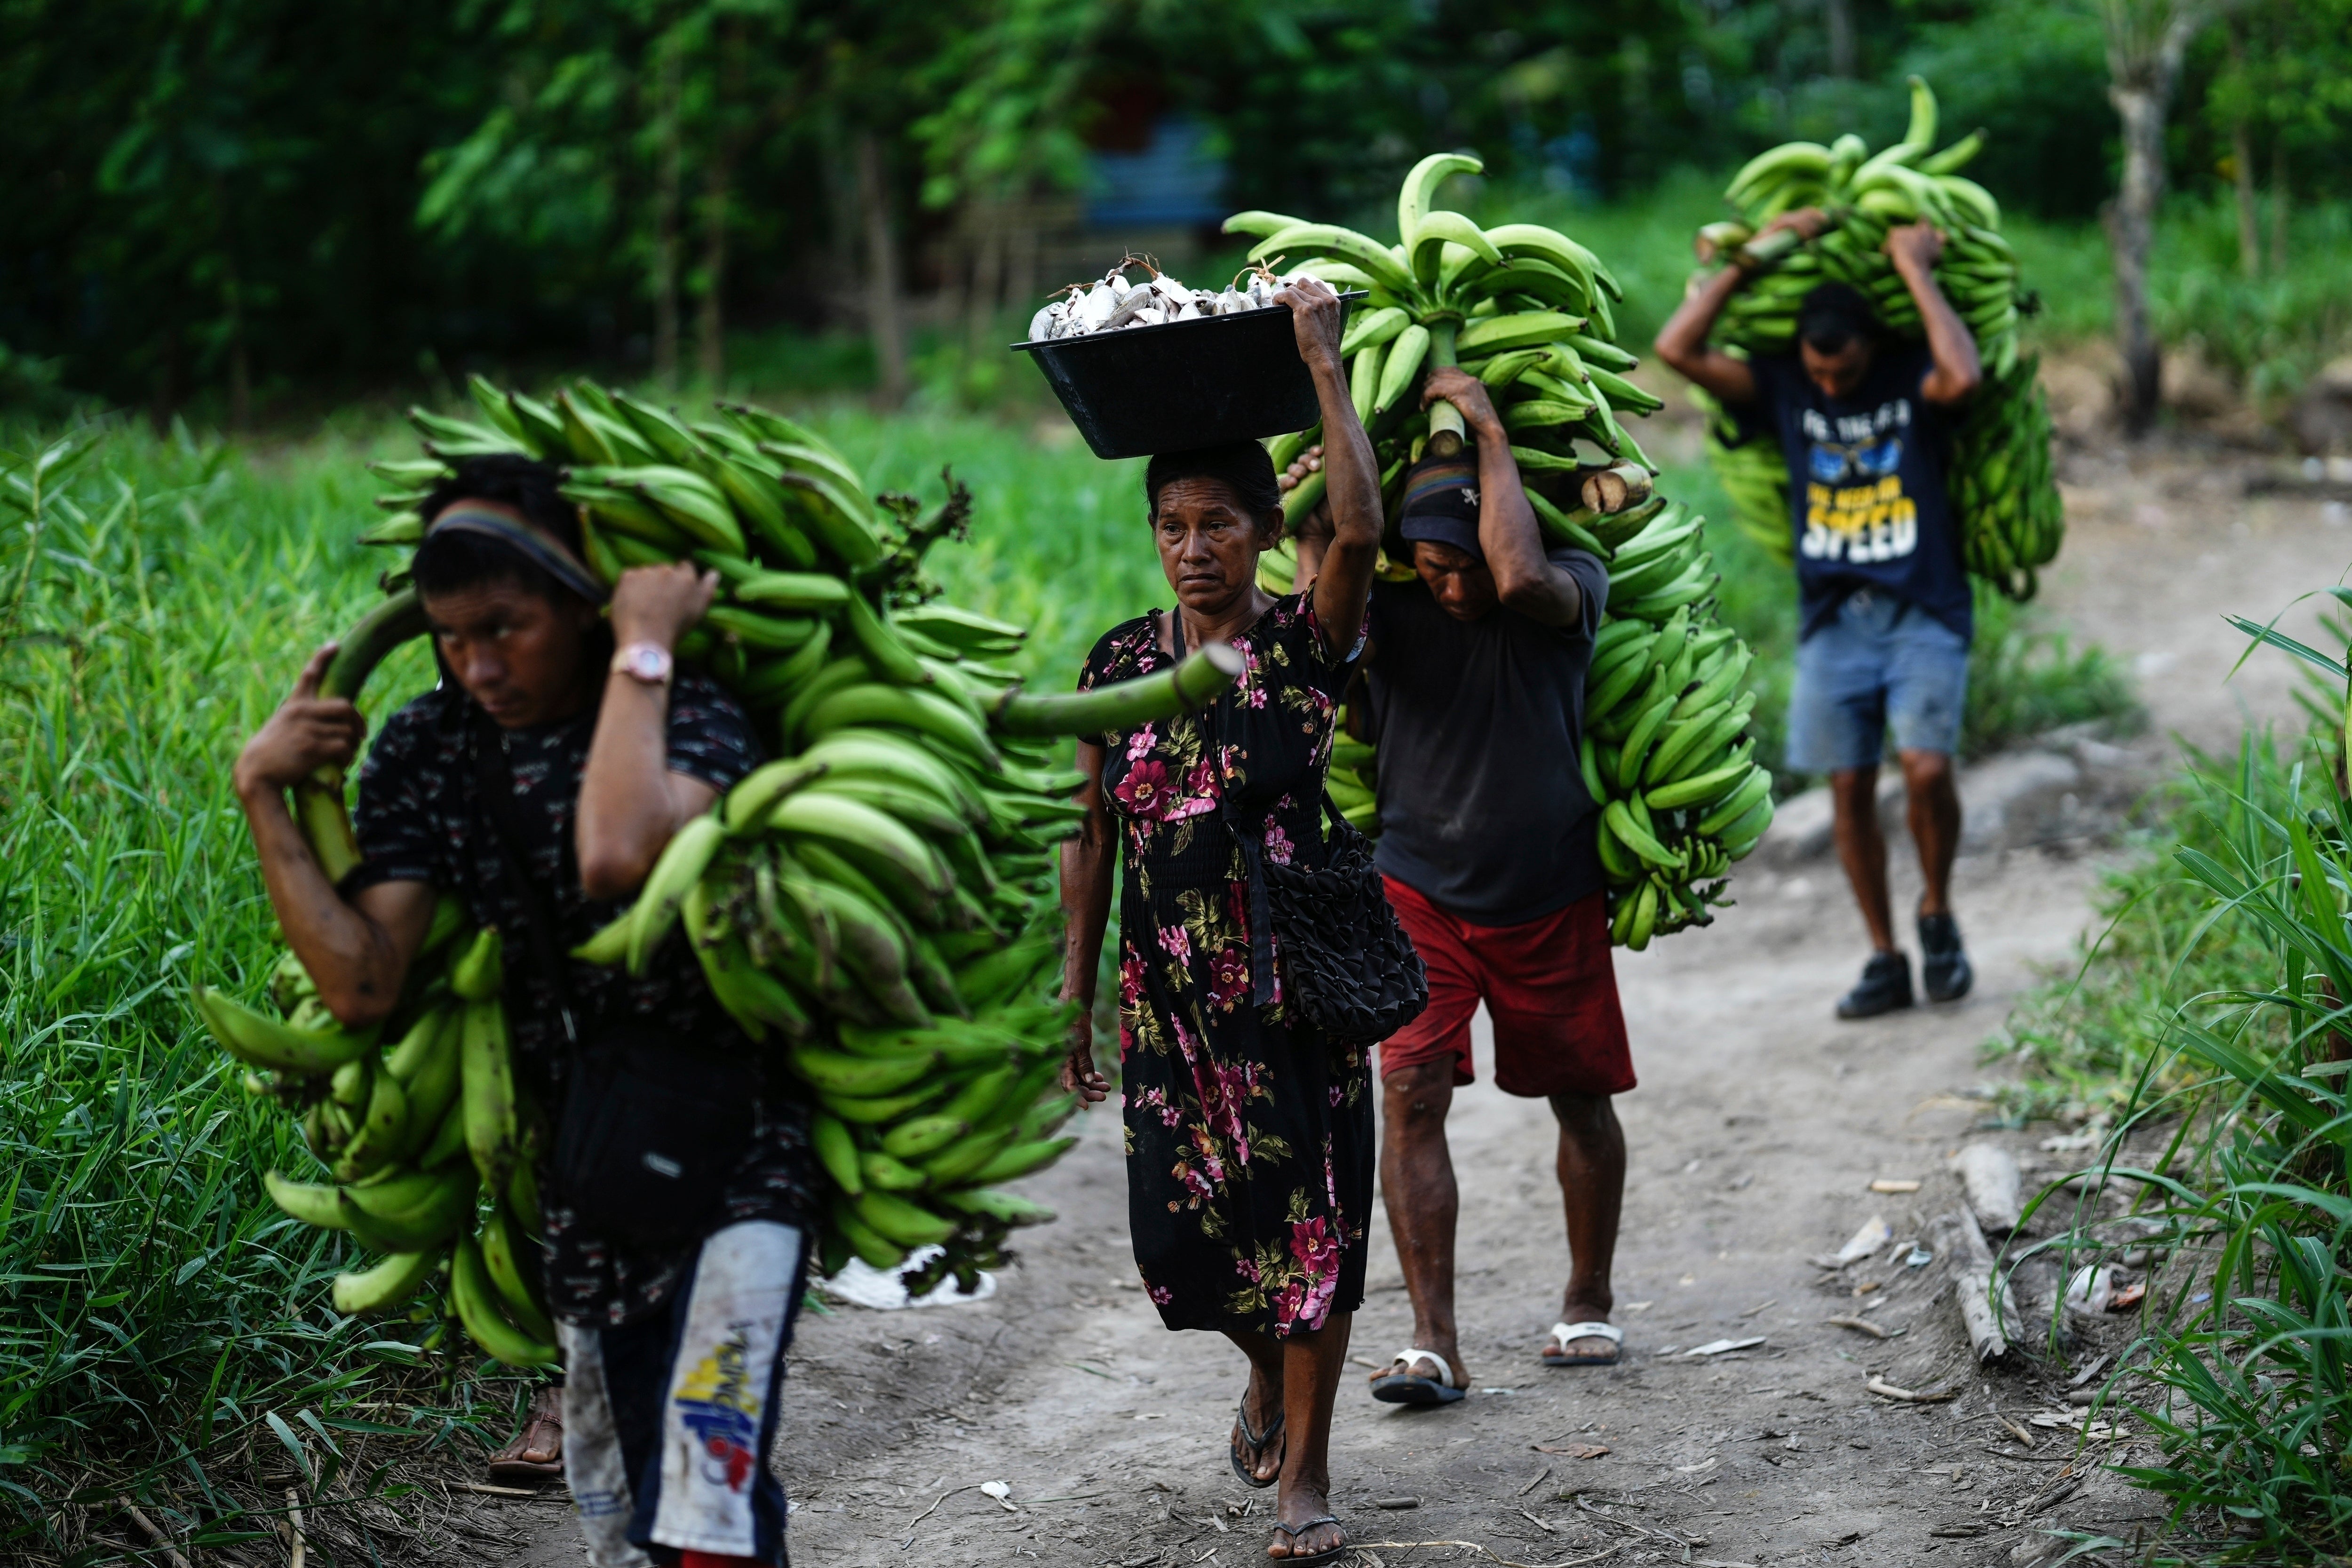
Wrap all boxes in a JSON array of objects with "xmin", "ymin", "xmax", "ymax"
[{"xmin": 1785, "ymin": 590, "xmax": 1970, "ymax": 773}]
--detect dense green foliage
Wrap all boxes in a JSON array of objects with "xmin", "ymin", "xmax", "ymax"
[
  {"xmin": 714, "ymin": 173, "xmax": 2352, "ymax": 430},
  {"xmin": 2006, "ymin": 732, "xmax": 2352, "ymax": 1557},
  {"xmin": 8, "ymin": 0, "xmax": 2346, "ymax": 416},
  {"xmin": 1991, "ymin": 744, "xmax": 2284, "ymax": 1126},
  {"xmin": 1987, "ymin": 599, "xmax": 2352, "ymax": 1554},
  {"xmin": 0, "ymin": 429, "xmax": 489, "ymax": 1559}
]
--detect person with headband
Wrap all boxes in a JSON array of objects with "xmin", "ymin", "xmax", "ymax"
[
  {"xmin": 1295, "ymin": 369, "xmax": 1631, "ymax": 1401},
  {"xmin": 1655, "ymin": 209, "xmax": 1983, "ymax": 1019},
  {"xmin": 230, "ymin": 454, "xmax": 816, "ymax": 1568}
]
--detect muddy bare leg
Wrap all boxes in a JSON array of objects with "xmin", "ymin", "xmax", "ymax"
[
  {"xmin": 1376, "ymin": 1059, "xmax": 1462, "ymax": 1387},
  {"xmin": 1542, "ymin": 1092, "xmax": 1623, "ymax": 1360},
  {"xmin": 1219, "ymin": 1329, "xmax": 1287, "ymax": 1484},
  {"xmin": 1830, "ymin": 763, "xmax": 1895, "ymax": 950},
  {"xmin": 1899, "ymin": 748, "xmax": 1960, "ymax": 918},
  {"xmin": 1253, "ymin": 1315, "xmax": 1352, "ymax": 1559}
]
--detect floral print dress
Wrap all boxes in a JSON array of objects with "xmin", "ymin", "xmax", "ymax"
[{"xmin": 1078, "ymin": 592, "xmax": 1374, "ymax": 1339}]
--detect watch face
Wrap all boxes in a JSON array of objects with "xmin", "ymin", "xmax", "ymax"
[{"xmin": 620, "ymin": 644, "xmax": 672, "ymax": 682}]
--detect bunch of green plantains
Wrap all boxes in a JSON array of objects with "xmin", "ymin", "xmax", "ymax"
[
  {"xmin": 199, "ymin": 908, "xmax": 559, "ymax": 1362},
  {"xmin": 1234, "ymin": 154, "xmax": 1774, "ymax": 948},
  {"xmin": 1691, "ymin": 76, "xmax": 2061, "ymax": 599},
  {"xmin": 200, "ymin": 382, "xmax": 1241, "ymax": 1361}
]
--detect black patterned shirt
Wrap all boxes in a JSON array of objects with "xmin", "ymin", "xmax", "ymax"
[{"xmin": 349, "ymin": 671, "xmax": 815, "ymax": 1325}]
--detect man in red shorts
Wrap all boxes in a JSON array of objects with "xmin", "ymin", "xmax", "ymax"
[{"xmin": 1304, "ymin": 369, "xmax": 1631, "ymax": 1405}]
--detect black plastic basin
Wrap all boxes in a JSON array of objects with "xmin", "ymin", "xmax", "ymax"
[{"xmin": 1016, "ymin": 292, "xmax": 1364, "ymax": 460}]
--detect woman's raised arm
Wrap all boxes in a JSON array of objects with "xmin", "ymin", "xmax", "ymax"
[{"xmin": 1279, "ymin": 278, "xmax": 1381, "ymax": 651}]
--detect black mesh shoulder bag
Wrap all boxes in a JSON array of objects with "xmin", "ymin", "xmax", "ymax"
[
  {"xmin": 471, "ymin": 721, "xmax": 758, "ymax": 1252},
  {"xmin": 1229, "ymin": 788, "xmax": 1428, "ymax": 1043},
  {"xmin": 1200, "ymin": 618, "xmax": 1426, "ymax": 1044}
]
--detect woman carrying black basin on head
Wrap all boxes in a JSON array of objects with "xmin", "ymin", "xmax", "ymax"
[{"xmin": 1057, "ymin": 275, "xmax": 1385, "ymax": 1565}]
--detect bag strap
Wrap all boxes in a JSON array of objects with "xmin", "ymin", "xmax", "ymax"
[
  {"xmin": 1317, "ymin": 790, "xmax": 1348, "ymax": 835},
  {"xmin": 1184, "ymin": 609, "xmax": 1284, "ymax": 1011},
  {"xmin": 470, "ymin": 715, "xmax": 585, "ymax": 1047},
  {"xmin": 1225, "ymin": 807, "xmax": 1279, "ymax": 1010}
]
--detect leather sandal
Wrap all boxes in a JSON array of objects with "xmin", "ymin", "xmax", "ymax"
[{"xmin": 487, "ymin": 1385, "xmax": 564, "ymax": 1485}]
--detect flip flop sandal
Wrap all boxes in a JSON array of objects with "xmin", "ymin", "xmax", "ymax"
[
  {"xmin": 1542, "ymin": 1320, "xmax": 1624, "ymax": 1368},
  {"xmin": 486, "ymin": 1415, "xmax": 564, "ymax": 1485},
  {"xmin": 1369, "ymin": 1347, "xmax": 1466, "ymax": 1406},
  {"xmin": 1268, "ymin": 1514, "xmax": 1348, "ymax": 1565},
  {"xmin": 1228, "ymin": 1398, "xmax": 1285, "ymax": 1490}
]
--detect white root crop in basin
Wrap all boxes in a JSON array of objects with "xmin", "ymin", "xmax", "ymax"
[{"xmin": 1027, "ymin": 262, "xmax": 1326, "ymax": 341}]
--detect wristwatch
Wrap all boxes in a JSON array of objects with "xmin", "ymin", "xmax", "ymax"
[{"xmin": 611, "ymin": 641, "xmax": 674, "ymax": 687}]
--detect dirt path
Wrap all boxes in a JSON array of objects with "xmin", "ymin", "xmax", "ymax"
[{"xmin": 493, "ymin": 444, "xmax": 2349, "ymax": 1568}]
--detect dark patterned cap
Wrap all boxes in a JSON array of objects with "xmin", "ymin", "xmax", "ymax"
[{"xmin": 1397, "ymin": 452, "xmax": 1483, "ymax": 562}]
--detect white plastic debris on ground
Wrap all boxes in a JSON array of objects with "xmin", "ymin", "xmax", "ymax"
[{"xmin": 820, "ymin": 1246, "xmax": 997, "ymax": 1311}]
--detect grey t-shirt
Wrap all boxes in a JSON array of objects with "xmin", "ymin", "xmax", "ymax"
[{"xmin": 1363, "ymin": 547, "xmax": 1611, "ymax": 927}]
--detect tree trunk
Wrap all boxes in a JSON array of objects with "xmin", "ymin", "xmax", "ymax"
[
  {"xmin": 856, "ymin": 130, "xmax": 909, "ymax": 406},
  {"xmin": 698, "ymin": 162, "xmax": 731, "ymax": 390},
  {"xmin": 1008, "ymin": 209, "xmax": 1040, "ymax": 322},
  {"xmin": 2103, "ymin": 81, "xmax": 2165, "ymax": 433},
  {"xmin": 697, "ymin": 19, "xmax": 747, "ymax": 390},
  {"xmin": 2227, "ymin": 20, "xmax": 2260, "ymax": 276},
  {"xmin": 226, "ymin": 271, "xmax": 251, "ymax": 433},
  {"xmin": 652, "ymin": 43, "xmax": 684, "ymax": 390},
  {"xmin": 2101, "ymin": 0, "xmax": 2205, "ymax": 436},
  {"xmin": 2269, "ymin": 136, "xmax": 2288, "ymax": 275},
  {"xmin": 967, "ymin": 199, "xmax": 1007, "ymax": 355},
  {"xmin": 213, "ymin": 174, "xmax": 250, "ymax": 431},
  {"xmin": 1826, "ymin": 0, "xmax": 1857, "ymax": 78},
  {"xmin": 2231, "ymin": 121, "xmax": 2260, "ymax": 276}
]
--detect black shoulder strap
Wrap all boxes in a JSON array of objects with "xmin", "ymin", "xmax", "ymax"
[
  {"xmin": 470, "ymin": 716, "xmax": 583, "ymax": 1046},
  {"xmin": 1204, "ymin": 663, "xmax": 1289, "ymax": 1011}
]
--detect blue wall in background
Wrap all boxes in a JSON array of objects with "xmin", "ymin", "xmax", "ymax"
[{"xmin": 1087, "ymin": 117, "xmax": 1227, "ymax": 230}]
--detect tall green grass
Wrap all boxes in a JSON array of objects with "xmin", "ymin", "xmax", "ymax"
[
  {"xmin": 1991, "ymin": 599, "xmax": 2352, "ymax": 1556},
  {"xmin": 1985, "ymin": 757, "xmax": 2273, "ymax": 1128},
  {"xmin": 0, "ymin": 424, "xmax": 535, "ymax": 1562},
  {"xmin": 2016, "ymin": 733, "xmax": 2352, "ymax": 1558}
]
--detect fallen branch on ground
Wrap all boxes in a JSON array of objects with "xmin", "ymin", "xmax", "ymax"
[
  {"xmin": 118, "ymin": 1498, "xmax": 193, "ymax": 1568},
  {"xmin": 1823, "ymin": 1315, "xmax": 1891, "ymax": 1339}
]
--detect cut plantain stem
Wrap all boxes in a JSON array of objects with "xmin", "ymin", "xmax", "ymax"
[
  {"xmin": 296, "ymin": 588, "xmax": 429, "ymax": 883},
  {"xmin": 1425, "ymin": 322, "xmax": 1465, "ymax": 457},
  {"xmin": 1581, "ymin": 464, "xmax": 1654, "ymax": 515},
  {"xmin": 319, "ymin": 588, "xmax": 429, "ymax": 703},
  {"xmin": 993, "ymin": 645, "xmax": 1244, "ymax": 737}
]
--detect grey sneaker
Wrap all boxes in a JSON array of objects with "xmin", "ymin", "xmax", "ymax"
[
  {"xmin": 1836, "ymin": 950, "xmax": 1915, "ymax": 1019},
  {"xmin": 1918, "ymin": 912, "xmax": 1973, "ymax": 1003}
]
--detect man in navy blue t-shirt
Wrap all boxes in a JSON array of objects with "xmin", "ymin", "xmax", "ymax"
[{"xmin": 1656, "ymin": 212, "xmax": 1982, "ymax": 1019}]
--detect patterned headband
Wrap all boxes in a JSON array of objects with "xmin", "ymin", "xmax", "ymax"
[
  {"xmin": 1399, "ymin": 454, "xmax": 1477, "ymax": 519},
  {"xmin": 424, "ymin": 504, "xmax": 608, "ymax": 604}
]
